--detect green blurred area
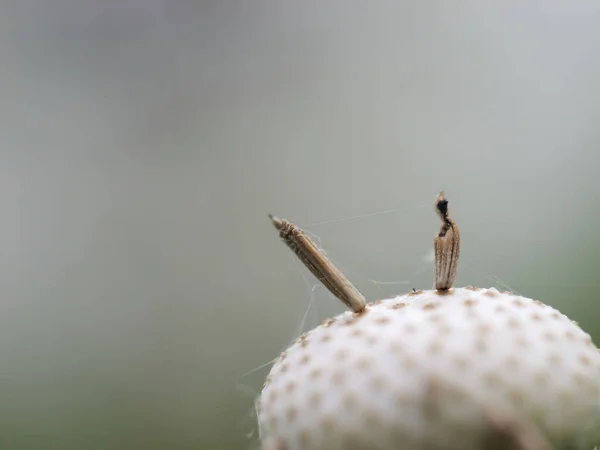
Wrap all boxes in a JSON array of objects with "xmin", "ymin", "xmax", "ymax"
[{"xmin": 1, "ymin": 1, "xmax": 600, "ymax": 449}]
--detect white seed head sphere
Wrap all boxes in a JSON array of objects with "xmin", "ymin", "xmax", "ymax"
[{"xmin": 257, "ymin": 287, "xmax": 600, "ymax": 450}]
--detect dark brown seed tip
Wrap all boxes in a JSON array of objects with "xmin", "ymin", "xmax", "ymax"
[{"xmin": 435, "ymin": 191, "xmax": 448, "ymax": 219}]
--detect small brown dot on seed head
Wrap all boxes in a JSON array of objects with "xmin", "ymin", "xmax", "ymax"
[
  {"xmin": 515, "ymin": 335, "xmax": 529, "ymax": 347},
  {"xmin": 572, "ymin": 372, "xmax": 585, "ymax": 385},
  {"xmin": 506, "ymin": 356, "xmax": 520, "ymax": 370},
  {"xmin": 579, "ymin": 354, "xmax": 591, "ymax": 366},
  {"xmin": 299, "ymin": 354, "xmax": 311, "ymax": 365},
  {"xmin": 269, "ymin": 415, "xmax": 279, "ymax": 431},
  {"xmin": 300, "ymin": 339, "xmax": 309, "ymax": 348},
  {"xmin": 423, "ymin": 302, "xmax": 439, "ymax": 311},
  {"xmin": 531, "ymin": 313, "xmax": 543, "ymax": 322},
  {"xmin": 551, "ymin": 312, "xmax": 562, "ymax": 320},
  {"xmin": 533, "ymin": 300, "xmax": 544, "ymax": 306},
  {"xmin": 512, "ymin": 299, "xmax": 524, "ymax": 307},
  {"xmin": 475, "ymin": 339, "xmax": 487, "ymax": 353},
  {"xmin": 508, "ymin": 388, "xmax": 525, "ymax": 407},
  {"xmin": 494, "ymin": 305, "xmax": 506, "ymax": 313},
  {"xmin": 504, "ymin": 291, "xmax": 513, "ymax": 295},
  {"xmin": 344, "ymin": 318, "xmax": 357, "ymax": 326},
  {"xmin": 298, "ymin": 429, "xmax": 310, "ymax": 447},
  {"xmin": 445, "ymin": 384, "xmax": 468, "ymax": 402},
  {"xmin": 343, "ymin": 393, "xmax": 357, "ymax": 409},
  {"xmin": 370, "ymin": 375, "xmax": 386, "ymax": 391},
  {"xmin": 374, "ymin": 299, "xmax": 384, "ymax": 305},
  {"xmin": 390, "ymin": 341, "xmax": 403, "ymax": 353},
  {"xmin": 308, "ymin": 391, "xmax": 322, "ymax": 408},
  {"xmin": 366, "ymin": 336, "xmax": 378, "ymax": 346},
  {"xmin": 558, "ymin": 390, "xmax": 573, "ymax": 407},
  {"xmin": 507, "ymin": 317, "xmax": 520, "ymax": 329},
  {"xmin": 286, "ymin": 407, "xmax": 298, "ymax": 422},
  {"xmin": 395, "ymin": 392, "xmax": 411, "ymax": 406},
  {"xmin": 401, "ymin": 357, "xmax": 416, "ymax": 371},
  {"xmin": 342, "ymin": 432, "xmax": 364, "ymax": 449},
  {"xmin": 357, "ymin": 357, "xmax": 371, "ymax": 370},
  {"xmin": 548, "ymin": 353, "xmax": 562, "ymax": 366},
  {"xmin": 429, "ymin": 313, "xmax": 443, "ymax": 323},
  {"xmin": 565, "ymin": 331, "xmax": 576, "ymax": 340},
  {"xmin": 477, "ymin": 323, "xmax": 491, "ymax": 335},
  {"xmin": 465, "ymin": 309, "xmax": 479, "ymax": 319},
  {"xmin": 269, "ymin": 389, "xmax": 278, "ymax": 402},
  {"xmin": 437, "ymin": 324, "xmax": 452, "ymax": 336},
  {"xmin": 404, "ymin": 324, "xmax": 417, "ymax": 333},
  {"xmin": 534, "ymin": 372, "xmax": 548, "ymax": 386},
  {"xmin": 484, "ymin": 289, "xmax": 500, "ymax": 298},
  {"xmin": 530, "ymin": 404, "xmax": 547, "ymax": 423},
  {"xmin": 321, "ymin": 334, "xmax": 332, "ymax": 343},
  {"xmin": 285, "ymin": 381, "xmax": 296, "ymax": 392},
  {"xmin": 350, "ymin": 328, "xmax": 363, "ymax": 337},
  {"xmin": 336, "ymin": 349, "xmax": 349, "ymax": 361},
  {"xmin": 375, "ymin": 316, "xmax": 391, "ymax": 325},
  {"xmin": 280, "ymin": 363, "xmax": 289, "ymax": 373},
  {"xmin": 429, "ymin": 340, "xmax": 443, "ymax": 355},
  {"xmin": 484, "ymin": 372, "xmax": 500, "ymax": 388},
  {"xmin": 309, "ymin": 368, "xmax": 322, "ymax": 379},
  {"xmin": 454, "ymin": 356, "xmax": 469, "ymax": 370},
  {"xmin": 263, "ymin": 438, "xmax": 286, "ymax": 450},
  {"xmin": 543, "ymin": 332, "xmax": 555, "ymax": 342},
  {"xmin": 308, "ymin": 392, "xmax": 323, "ymax": 408},
  {"xmin": 463, "ymin": 299, "xmax": 476, "ymax": 307},
  {"xmin": 465, "ymin": 285, "xmax": 480, "ymax": 291},
  {"xmin": 332, "ymin": 370, "xmax": 345, "ymax": 384},
  {"xmin": 392, "ymin": 302, "xmax": 407, "ymax": 309},
  {"xmin": 321, "ymin": 415, "xmax": 336, "ymax": 432},
  {"xmin": 364, "ymin": 411, "xmax": 381, "ymax": 427},
  {"xmin": 409, "ymin": 290, "xmax": 424, "ymax": 296}
]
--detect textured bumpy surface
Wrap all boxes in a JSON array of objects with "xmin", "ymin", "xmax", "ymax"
[{"xmin": 257, "ymin": 287, "xmax": 600, "ymax": 450}]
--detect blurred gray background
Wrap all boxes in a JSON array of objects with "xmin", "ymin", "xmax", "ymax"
[{"xmin": 1, "ymin": 1, "xmax": 600, "ymax": 449}]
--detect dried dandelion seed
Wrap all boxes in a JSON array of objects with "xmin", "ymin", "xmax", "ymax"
[
  {"xmin": 269, "ymin": 214, "xmax": 366, "ymax": 313},
  {"xmin": 434, "ymin": 192, "xmax": 460, "ymax": 291},
  {"xmin": 258, "ymin": 197, "xmax": 600, "ymax": 450}
]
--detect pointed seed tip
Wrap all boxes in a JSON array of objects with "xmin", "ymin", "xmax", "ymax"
[{"xmin": 269, "ymin": 214, "xmax": 284, "ymax": 230}]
